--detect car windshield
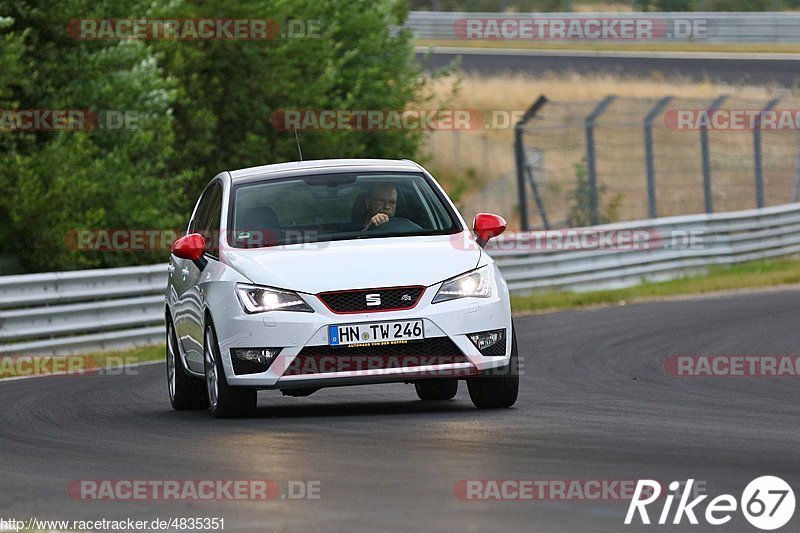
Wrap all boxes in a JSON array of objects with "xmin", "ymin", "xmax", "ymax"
[{"xmin": 228, "ymin": 172, "xmax": 460, "ymax": 248}]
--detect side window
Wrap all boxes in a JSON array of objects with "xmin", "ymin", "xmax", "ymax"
[
  {"xmin": 204, "ymin": 184, "xmax": 223, "ymax": 257},
  {"xmin": 187, "ymin": 181, "xmax": 223, "ymax": 258},
  {"xmin": 188, "ymin": 185, "xmax": 214, "ymax": 235}
]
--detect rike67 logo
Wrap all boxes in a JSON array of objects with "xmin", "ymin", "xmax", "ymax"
[{"xmin": 626, "ymin": 477, "xmax": 795, "ymax": 530}]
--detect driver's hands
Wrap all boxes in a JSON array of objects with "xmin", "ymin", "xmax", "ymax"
[{"xmin": 363, "ymin": 213, "xmax": 389, "ymax": 230}]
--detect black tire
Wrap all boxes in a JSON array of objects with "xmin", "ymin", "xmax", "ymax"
[
  {"xmin": 166, "ymin": 315, "xmax": 207, "ymax": 410},
  {"xmin": 466, "ymin": 324, "xmax": 519, "ymax": 409},
  {"xmin": 204, "ymin": 321, "xmax": 257, "ymax": 418},
  {"xmin": 415, "ymin": 379, "xmax": 458, "ymax": 401}
]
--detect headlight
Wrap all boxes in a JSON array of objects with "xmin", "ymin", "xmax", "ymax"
[
  {"xmin": 432, "ymin": 266, "xmax": 491, "ymax": 304},
  {"xmin": 236, "ymin": 284, "xmax": 314, "ymax": 313}
]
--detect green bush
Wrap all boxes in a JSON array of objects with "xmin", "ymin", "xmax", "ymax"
[
  {"xmin": 566, "ymin": 160, "xmax": 624, "ymax": 227},
  {"xmin": 0, "ymin": 0, "xmax": 434, "ymax": 273}
]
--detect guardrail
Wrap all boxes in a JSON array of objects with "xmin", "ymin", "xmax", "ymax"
[
  {"xmin": 2, "ymin": 203, "xmax": 799, "ymax": 355},
  {"xmin": 491, "ymin": 203, "xmax": 800, "ymax": 293},
  {"xmin": 0, "ymin": 265, "xmax": 166, "ymax": 356},
  {"xmin": 406, "ymin": 11, "xmax": 800, "ymax": 44}
]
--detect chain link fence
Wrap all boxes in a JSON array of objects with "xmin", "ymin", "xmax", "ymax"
[{"xmin": 513, "ymin": 94, "xmax": 800, "ymax": 229}]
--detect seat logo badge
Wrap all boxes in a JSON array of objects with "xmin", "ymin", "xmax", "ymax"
[
  {"xmin": 401, "ymin": 294, "xmax": 412, "ymax": 301},
  {"xmin": 366, "ymin": 293, "xmax": 381, "ymax": 306}
]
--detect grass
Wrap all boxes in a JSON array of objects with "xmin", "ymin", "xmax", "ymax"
[
  {"xmin": 418, "ymin": 39, "xmax": 800, "ymax": 55},
  {"xmin": 510, "ymin": 258, "xmax": 800, "ymax": 313},
  {"xmin": 0, "ymin": 344, "xmax": 164, "ymax": 380}
]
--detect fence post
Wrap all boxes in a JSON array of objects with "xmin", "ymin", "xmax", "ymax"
[
  {"xmin": 585, "ymin": 95, "xmax": 616, "ymax": 226},
  {"xmin": 644, "ymin": 96, "xmax": 673, "ymax": 219},
  {"xmin": 524, "ymin": 149, "xmax": 550, "ymax": 230},
  {"xmin": 754, "ymin": 97, "xmax": 779, "ymax": 209},
  {"xmin": 514, "ymin": 95, "xmax": 548, "ymax": 231},
  {"xmin": 701, "ymin": 95, "xmax": 728, "ymax": 214}
]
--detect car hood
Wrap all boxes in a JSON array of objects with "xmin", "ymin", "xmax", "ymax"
[{"xmin": 222, "ymin": 233, "xmax": 481, "ymax": 294}]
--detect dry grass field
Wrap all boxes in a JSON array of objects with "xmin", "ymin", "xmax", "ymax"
[{"xmin": 423, "ymin": 73, "xmax": 800, "ymax": 227}]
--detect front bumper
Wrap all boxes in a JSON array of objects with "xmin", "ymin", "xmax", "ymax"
[{"xmin": 207, "ymin": 276, "xmax": 512, "ymax": 389}]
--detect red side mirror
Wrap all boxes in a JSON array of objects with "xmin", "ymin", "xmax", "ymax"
[
  {"xmin": 473, "ymin": 213, "xmax": 507, "ymax": 247},
  {"xmin": 171, "ymin": 233, "xmax": 206, "ymax": 261}
]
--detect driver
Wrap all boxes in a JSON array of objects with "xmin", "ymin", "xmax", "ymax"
[{"xmin": 362, "ymin": 183, "xmax": 398, "ymax": 230}]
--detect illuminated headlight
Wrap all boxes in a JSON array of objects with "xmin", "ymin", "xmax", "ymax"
[
  {"xmin": 236, "ymin": 284, "xmax": 314, "ymax": 313},
  {"xmin": 432, "ymin": 266, "xmax": 491, "ymax": 304}
]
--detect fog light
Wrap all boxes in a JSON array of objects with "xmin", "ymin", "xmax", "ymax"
[
  {"xmin": 230, "ymin": 348, "xmax": 281, "ymax": 375},
  {"xmin": 467, "ymin": 329, "xmax": 506, "ymax": 356}
]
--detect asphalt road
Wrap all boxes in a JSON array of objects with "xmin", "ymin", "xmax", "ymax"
[
  {"xmin": 418, "ymin": 47, "xmax": 800, "ymax": 86},
  {"xmin": 2, "ymin": 288, "xmax": 800, "ymax": 531}
]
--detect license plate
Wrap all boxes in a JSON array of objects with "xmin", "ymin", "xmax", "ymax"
[{"xmin": 328, "ymin": 320, "xmax": 424, "ymax": 347}]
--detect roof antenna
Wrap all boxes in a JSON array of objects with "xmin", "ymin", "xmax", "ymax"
[{"xmin": 293, "ymin": 127, "xmax": 303, "ymax": 162}]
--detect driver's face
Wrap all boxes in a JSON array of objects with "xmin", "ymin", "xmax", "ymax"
[{"xmin": 367, "ymin": 187, "xmax": 397, "ymax": 218}]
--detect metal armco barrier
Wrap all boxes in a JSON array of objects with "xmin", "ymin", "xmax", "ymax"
[
  {"xmin": 0, "ymin": 265, "xmax": 166, "ymax": 356},
  {"xmin": 2, "ymin": 202, "xmax": 799, "ymax": 355},
  {"xmin": 491, "ymin": 202, "xmax": 800, "ymax": 293},
  {"xmin": 406, "ymin": 11, "xmax": 800, "ymax": 44}
]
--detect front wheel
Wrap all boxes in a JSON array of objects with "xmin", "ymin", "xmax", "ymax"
[
  {"xmin": 415, "ymin": 379, "xmax": 458, "ymax": 401},
  {"xmin": 466, "ymin": 324, "xmax": 519, "ymax": 409},
  {"xmin": 204, "ymin": 322, "xmax": 257, "ymax": 418}
]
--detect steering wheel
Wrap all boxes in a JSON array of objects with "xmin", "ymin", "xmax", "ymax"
[{"xmin": 364, "ymin": 217, "xmax": 416, "ymax": 232}]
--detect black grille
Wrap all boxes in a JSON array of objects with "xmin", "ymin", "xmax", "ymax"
[
  {"xmin": 480, "ymin": 340, "xmax": 506, "ymax": 357},
  {"xmin": 317, "ymin": 286, "xmax": 424, "ymax": 313},
  {"xmin": 283, "ymin": 336, "xmax": 471, "ymax": 376},
  {"xmin": 231, "ymin": 358, "xmax": 270, "ymax": 375}
]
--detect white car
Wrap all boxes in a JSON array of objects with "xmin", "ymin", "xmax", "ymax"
[{"xmin": 166, "ymin": 159, "xmax": 517, "ymax": 417}]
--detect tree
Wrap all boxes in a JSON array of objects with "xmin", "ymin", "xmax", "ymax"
[
  {"xmin": 0, "ymin": 0, "xmax": 189, "ymax": 271},
  {"xmin": 153, "ymin": 0, "xmax": 430, "ymax": 200},
  {"xmin": 0, "ymin": 0, "xmax": 433, "ymax": 272}
]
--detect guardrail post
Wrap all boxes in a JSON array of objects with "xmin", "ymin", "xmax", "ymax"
[
  {"xmin": 514, "ymin": 95, "xmax": 548, "ymax": 231},
  {"xmin": 754, "ymin": 97, "xmax": 779, "ymax": 209},
  {"xmin": 644, "ymin": 96, "xmax": 673, "ymax": 219},
  {"xmin": 585, "ymin": 96, "xmax": 616, "ymax": 226},
  {"xmin": 701, "ymin": 95, "xmax": 728, "ymax": 214}
]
